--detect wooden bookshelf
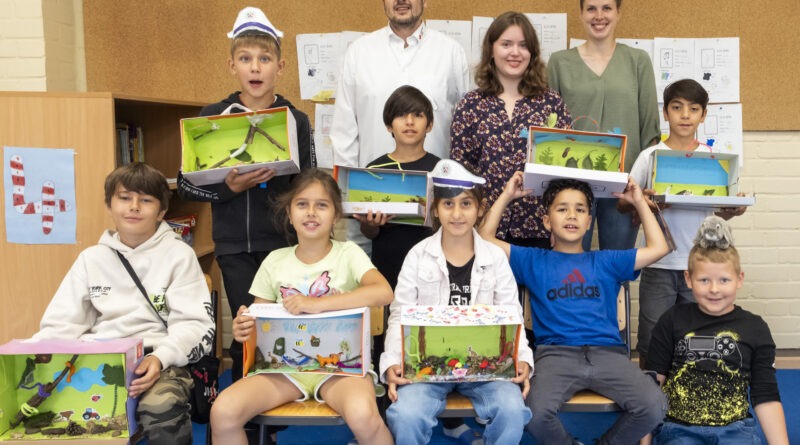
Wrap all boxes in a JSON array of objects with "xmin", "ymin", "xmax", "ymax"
[{"xmin": 0, "ymin": 92, "xmax": 218, "ymax": 343}]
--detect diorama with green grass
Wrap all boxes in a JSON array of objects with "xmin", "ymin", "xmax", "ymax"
[
  {"xmin": 401, "ymin": 305, "xmax": 521, "ymax": 383},
  {"xmin": 653, "ymin": 151, "xmax": 731, "ymax": 196},
  {"xmin": 182, "ymin": 112, "xmax": 291, "ymax": 172},
  {"xmin": 180, "ymin": 108, "xmax": 299, "ymax": 186},
  {"xmin": 0, "ymin": 339, "xmax": 140, "ymax": 442},
  {"xmin": 529, "ymin": 127, "xmax": 627, "ymax": 172},
  {"xmin": 337, "ymin": 167, "xmax": 430, "ymax": 225}
]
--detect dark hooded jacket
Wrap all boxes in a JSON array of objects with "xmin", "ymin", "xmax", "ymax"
[{"xmin": 177, "ymin": 92, "xmax": 316, "ymax": 256}]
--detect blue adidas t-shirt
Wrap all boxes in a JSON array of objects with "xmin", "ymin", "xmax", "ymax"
[{"xmin": 509, "ymin": 246, "xmax": 639, "ymax": 347}]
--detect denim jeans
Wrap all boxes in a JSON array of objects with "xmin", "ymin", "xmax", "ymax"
[
  {"xmin": 636, "ymin": 267, "xmax": 696, "ymax": 363},
  {"xmin": 387, "ymin": 381, "xmax": 531, "ymax": 445},
  {"xmin": 654, "ymin": 418, "xmax": 762, "ymax": 444},
  {"xmin": 527, "ymin": 345, "xmax": 666, "ymax": 445},
  {"xmin": 582, "ymin": 198, "xmax": 640, "ymax": 251}
]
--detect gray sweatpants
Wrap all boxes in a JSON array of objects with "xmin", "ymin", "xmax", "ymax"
[{"xmin": 527, "ymin": 345, "xmax": 667, "ymax": 445}]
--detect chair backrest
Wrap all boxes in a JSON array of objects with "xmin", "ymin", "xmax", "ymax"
[
  {"xmin": 520, "ymin": 281, "xmax": 631, "ymax": 353},
  {"xmin": 370, "ymin": 306, "xmax": 384, "ymax": 336},
  {"xmin": 203, "ymin": 273, "xmax": 219, "ymax": 357},
  {"xmin": 617, "ymin": 281, "xmax": 631, "ymax": 357}
]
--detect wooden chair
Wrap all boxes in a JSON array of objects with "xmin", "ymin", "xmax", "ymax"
[
  {"xmin": 434, "ymin": 282, "xmax": 632, "ymax": 420},
  {"xmin": 560, "ymin": 281, "xmax": 631, "ymax": 412},
  {"xmin": 202, "ymin": 274, "xmax": 220, "ymax": 445},
  {"xmin": 247, "ymin": 306, "xmax": 385, "ymax": 445}
]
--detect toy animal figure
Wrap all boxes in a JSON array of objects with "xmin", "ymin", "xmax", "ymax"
[
  {"xmin": 694, "ymin": 215, "xmax": 734, "ymax": 249},
  {"xmin": 317, "ymin": 353, "xmax": 341, "ymax": 368},
  {"xmin": 273, "ymin": 337, "xmax": 286, "ymax": 356}
]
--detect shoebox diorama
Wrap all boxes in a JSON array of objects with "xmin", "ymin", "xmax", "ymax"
[
  {"xmin": 180, "ymin": 107, "xmax": 299, "ymax": 186},
  {"xmin": 333, "ymin": 166, "xmax": 432, "ymax": 226},
  {"xmin": 0, "ymin": 338, "xmax": 142, "ymax": 444},
  {"xmin": 243, "ymin": 305, "xmax": 370, "ymax": 378},
  {"xmin": 524, "ymin": 126, "xmax": 629, "ymax": 198},
  {"xmin": 650, "ymin": 150, "xmax": 755, "ymax": 208},
  {"xmin": 400, "ymin": 305, "xmax": 522, "ymax": 383}
]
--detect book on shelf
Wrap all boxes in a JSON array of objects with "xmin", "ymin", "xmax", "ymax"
[{"xmin": 115, "ymin": 123, "xmax": 145, "ymax": 165}]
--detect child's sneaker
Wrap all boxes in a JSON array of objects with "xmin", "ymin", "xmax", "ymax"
[{"xmin": 443, "ymin": 423, "xmax": 484, "ymax": 445}]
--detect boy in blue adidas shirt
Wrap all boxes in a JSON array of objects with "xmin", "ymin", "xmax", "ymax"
[{"xmin": 480, "ymin": 173, "xmax": 670, "ymax": 445}]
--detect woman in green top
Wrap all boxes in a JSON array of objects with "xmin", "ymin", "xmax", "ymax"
[{"xmin": 547, "ymin": 0, "xmax": 660, "ymax": 250}]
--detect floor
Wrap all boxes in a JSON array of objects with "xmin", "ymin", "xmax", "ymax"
[{"xmin": 193, "ymin": 368, "xmax": 800, "ymax": 444}]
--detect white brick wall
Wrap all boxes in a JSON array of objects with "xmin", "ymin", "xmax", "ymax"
[
  {"xmin": 0, "ymin": 0, "xmax": 85, "ymax": 92},
  {"xmin": 631, "ymin": 131, "xmax": 800, "ymax": 348},
  {"xmin": 0, "ymin": 0, "xmax": 47, "ymax": 91}
]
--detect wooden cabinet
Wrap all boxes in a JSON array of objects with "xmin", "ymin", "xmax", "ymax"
[{"xmin": 0, "ymin": 92, "xmax": 218, "ymax": 343}]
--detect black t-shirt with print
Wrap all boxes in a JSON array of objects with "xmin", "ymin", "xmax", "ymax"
[{"xmin": 447, "ymin": 256, "xmax": 475, "ymax": 306}]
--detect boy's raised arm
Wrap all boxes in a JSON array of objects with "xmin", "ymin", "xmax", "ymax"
[
  {"xmin": 614, "ymin": 176, "xmax": 669, "ymax": 270},
  {"xmin": 478, "ymin": 171, "xmax": 531, "ymax": 258}
]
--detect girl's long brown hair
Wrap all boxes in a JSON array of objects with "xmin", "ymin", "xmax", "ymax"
[{"xmin": 474, "ymin": 11, "xmax": 548, "ymax": 97}]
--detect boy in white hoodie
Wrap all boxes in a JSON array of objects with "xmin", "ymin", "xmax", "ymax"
[{"xmin": 34, "ymin": 162, "xmax": 214, "ymax": 445}]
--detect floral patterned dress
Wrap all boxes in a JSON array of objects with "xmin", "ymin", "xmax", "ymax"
[{"xmin": 450, "ymin": 89, "xmax": 571, "ymax": 241}]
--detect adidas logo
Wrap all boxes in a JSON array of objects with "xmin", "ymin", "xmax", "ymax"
[{"xmin": 546, "ymin": 269, "xmax": 600, "ymax": 300}]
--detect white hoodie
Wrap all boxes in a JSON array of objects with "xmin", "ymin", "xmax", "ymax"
[{"xmin": 35, "ymin": 222, "xmax": 214, "ymax": 369}]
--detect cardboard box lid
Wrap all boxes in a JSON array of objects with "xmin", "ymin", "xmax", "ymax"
[
  {"xmin": 527, "ymin": 126, "xmax": 628, "ymax": 172},
  {"xmin": 400, "ymin": 304, "xmax": 522, "ymax": 326},
  {"xmin": 652, "ymin": 194, "xmax": 755, "ymax": 209},
  {"xmin": 342, "ymin": 202, "xmax": 425, "ymax": 218},
  {"xmin": 0, "ymin": 338, "xmax": 141, "ymax": 354},
  {"xmin": 245, "ymin": 305, "xmax": 367, "ymax": 319},
  {"xmin": 523, "ymin": 163, "xmax": 628, "ymax": 198}
]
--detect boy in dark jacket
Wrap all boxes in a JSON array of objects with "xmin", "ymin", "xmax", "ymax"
[{"xmin": 177, "ymin": 6, "xmax": 315, "ymax": 381}]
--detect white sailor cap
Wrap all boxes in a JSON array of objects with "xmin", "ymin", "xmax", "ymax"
[
  {"xmin": 227, "ymin": 6, "xmax": 284, "ymax": 41},
  {"xmin": 430, "ymin": 159, "xmax": 486, "ymax": 198}
]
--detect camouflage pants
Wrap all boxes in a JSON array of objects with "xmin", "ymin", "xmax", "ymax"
[{"xmin": 137, "ymin": 366, "xmax": 193, "ymax": 445}]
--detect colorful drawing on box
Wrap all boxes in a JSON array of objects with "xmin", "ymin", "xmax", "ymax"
[
  {"xmin": 4, "ymin": 147, "xmax": 77, "ymax": 244},
  {"xmin": 182, "ymin": 112, "xmax": 291, "ymax": 173},
  {"xmin": 530, "ymin": 129, "xmax": 624, "ymax": 172},
  {"xmin": 401, "ymin": 305, "xmax": 521, "ymax": 383},
  {"xmin": 1, "ymin": 354, "xmax": 130, "ymax": 440},
  {"xmin": 346, "ymin": 169, "xmax": 427, "ymax": 205},
  {"xmin": 653, "ymin": 154, "xmax": 730, "ymax": 196},
  {"xmin": 250, "ymin": 313, "xmax": 364, "ymax": 375},
  {"xmin": 345, "ymin": 169, "xmax": 428, "ymax": 224}
]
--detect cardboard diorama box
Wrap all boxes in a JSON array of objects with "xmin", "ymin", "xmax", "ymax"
[
  {"xmin": 333, "ymin": 165, "xmax": 432, "ymax": 226},
  {"xmin": 527, "ymin": 126, "xmax": 627, "ymax": 172},
  {"xmin": 401, "ymin": 305, "xmax": 522, "ymax": 383},
  {"xmin": 243, "ymin": 305, "xmax": 370, "ymax": 378},
  {"xmin": 0, "ymin": 338, "xmax": 143, "ymax": 444},
  {"xmin": 651, "ymin": 150, "xmax": 755, "ymax": 208},
  {"xmin": 523, "ymin": 163, "xmax": 628, "ymax": 198},
  {"xmin": 180, "ymin": 107, "xmax": 299, "ymax": 186},
  {"xmin": 525, "ymin": 127, "xmax": 629, "ymax": 197}
]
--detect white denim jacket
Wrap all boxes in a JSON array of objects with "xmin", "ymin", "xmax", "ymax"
[{"xmin": 379, "ymin": 227, "xmax": 534, "ymax": 381}]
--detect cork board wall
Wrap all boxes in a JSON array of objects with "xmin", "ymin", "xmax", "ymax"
[{"xmin": 83, "ymin": 0, "xmax": 798, "ymax": 130}]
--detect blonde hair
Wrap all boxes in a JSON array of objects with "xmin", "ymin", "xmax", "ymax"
[
  {"xmin": 230, "ymin": 32, "xmax": 281, "ymax": 58},
  {"xmin": 687, "ymin": 244, "xmax": 741, "ymax": 275}
]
